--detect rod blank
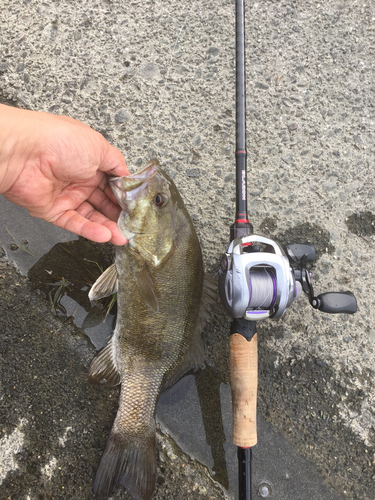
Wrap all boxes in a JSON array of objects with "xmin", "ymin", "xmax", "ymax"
[{"xmin": 235, "ymin": 0, "xmax": 248, "ymax": 222}]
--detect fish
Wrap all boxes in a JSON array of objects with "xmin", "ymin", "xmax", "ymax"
[{"xmin": 88, "ymin": 159, "xmax": 217, "ymax": 500}]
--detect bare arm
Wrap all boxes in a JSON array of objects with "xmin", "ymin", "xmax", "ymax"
[{"xmin": 0, "ymin": 104, "xmax": 129, "ymax": 245}]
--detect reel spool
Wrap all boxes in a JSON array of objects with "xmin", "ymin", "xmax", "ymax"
[{"xmin": 248, "ymin": 268, "xmax": 277, "ymax": 310}]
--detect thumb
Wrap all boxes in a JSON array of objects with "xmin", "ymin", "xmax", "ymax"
[{"xmin": 98, "ymin": 137, "xmax": 129, "ymax": 178}]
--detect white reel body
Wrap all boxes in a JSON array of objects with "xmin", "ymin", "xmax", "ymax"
[{"xmin": 219, "ymin": 235, "xmax": 302, "ymax": 321}]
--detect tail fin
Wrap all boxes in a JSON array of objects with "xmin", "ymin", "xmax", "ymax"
[{"xmin": 93, "ymin": 429, "xmax": 156, "ymax": 500}]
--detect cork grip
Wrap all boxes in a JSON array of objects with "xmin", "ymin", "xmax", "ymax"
[{"xmin": 230, "ymin": 333, "xmax": 258, "ymax": 448}]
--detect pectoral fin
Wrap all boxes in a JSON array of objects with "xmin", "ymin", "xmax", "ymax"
[
  {"xmin": 133, "ymin": 265, "xmax": 159, "ymax": 313},
  {"xmin": 88, "ymin": 263, "xmax": 118, "ymax": 301}
]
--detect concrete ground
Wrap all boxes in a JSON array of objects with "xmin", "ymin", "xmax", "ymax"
[{"xmin": 1, "ymin": 0, "xmax": 375, "ymax": 499}]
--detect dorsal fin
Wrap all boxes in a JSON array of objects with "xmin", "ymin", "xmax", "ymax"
[
  {"xmin": 196, "ymin": 274, "xmax": 219, "ymax": 332},
  {"xmin": 89, "ymin": 263, "xmax": 118, "ymax": 301},
  {"xmin": 162, "ymin": 333, "xmax": 205, "ymax": 392},
  {"xmin": 88, "ymin": 337, "xmax": 121, "ymax": 386}
]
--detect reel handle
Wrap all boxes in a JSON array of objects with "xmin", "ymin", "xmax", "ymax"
[
  {"xmin": 230, "ymin": 333, "xmax": 258, "ymax": 448},
  {"xmin": 285, "ymin": 242, "xmax": 316, "ymax": 263},
  {"xmin": 311, "ymin": 291, "xmax": 357, "ymax": 314}
]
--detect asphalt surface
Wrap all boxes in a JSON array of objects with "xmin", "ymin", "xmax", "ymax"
[{"xmin": 1, "ymin": 1, "xmax": 375, "ymax": 499}]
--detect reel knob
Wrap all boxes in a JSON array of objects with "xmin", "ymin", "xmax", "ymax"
[{"xmin": 311, "ymin": 291, "xmax": 357, "ymax": 314}]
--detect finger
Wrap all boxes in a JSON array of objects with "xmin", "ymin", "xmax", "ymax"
[
  {"xmin": 45, "ymin": 180, "xmax": 101, "ymax": 218},
  {"xmin": 98, "ymin": 140, "xmax": 129, "ymax": 178},
  {"xmin": 53, "ymin": 209, "xmax": 113, "ymax": 243},
  {"xmin": 86, "ymin": 186, "xmax": 122, "ymax": 222},
  {"xmin": 103, "ymin": 220, "xmax": 128, "ymax": 246},
  {"xmin": 93, "ymin": 175, "xmax": 124, "ymax": 211},
  {"xmin": 95, "ymin": 174, "xmax": 120, "ymax": 206},
  {"xmin": 76, "ymin": 202, "xmax": 128, "ymax": 246},
  {"xmin": 104, "ymin": 182, "xmax": 121, "ymax": 205}
]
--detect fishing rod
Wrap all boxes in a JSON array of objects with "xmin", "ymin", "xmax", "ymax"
[{"xmin": 218, "ymin": 1, "xmax": 358, "ymax": 499}]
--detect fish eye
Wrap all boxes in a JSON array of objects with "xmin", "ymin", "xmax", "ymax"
[{"xmin": 153, "ymin": 193, "xmax": 166, "ymax": 208}]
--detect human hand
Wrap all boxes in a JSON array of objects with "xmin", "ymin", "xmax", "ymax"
[{"xmin": 0, "ymin": 105, "xmax": 129, "ymax": 245}]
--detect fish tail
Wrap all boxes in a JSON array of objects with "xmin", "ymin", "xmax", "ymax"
[{"xmin": 93, "ymin": 428, "xmax": 156, "ymax": 500}]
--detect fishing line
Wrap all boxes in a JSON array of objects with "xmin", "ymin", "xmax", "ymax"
[{"xmin": 248, "ymin": 268, "xmax": 276, "ymax": 310}]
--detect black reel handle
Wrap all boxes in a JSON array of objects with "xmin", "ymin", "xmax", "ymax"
[
  {"xmin": 311, "ymin": 291, "xmax": 357, "ymax": 314},
  {"xmin": 286, "ymin": 243, "xmax": 358, "ymax": 315},
  {"xmin": 285, "ymin": 243, "xmax": 316, "ymax": 263}
]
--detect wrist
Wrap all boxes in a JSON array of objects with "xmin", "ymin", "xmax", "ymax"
[{"xmin": 0, "ymin": 104, "xmax": 38, "ymax": 195}]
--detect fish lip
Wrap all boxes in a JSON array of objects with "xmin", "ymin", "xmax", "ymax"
[
  {"xmin": 109, "ymin": 161, "xmax": 163, "ymax": 204},
  {"xmin": 120, "ymin": 225, "xmax": 137, "ymax": 241},
  {"xmin": 130, "ymin": 162, "xmax": 160, "ymax": 180},
  {"xmin": 109, "ymin": 170, "xmax": 158, "ymax": 205},
  {"xmin": 109, "ymin": 162, "xmax": 160, "ymax": 186},
  {"xmin": 118, "ymin": 221, "xmax": 149, "ymax": 241}
]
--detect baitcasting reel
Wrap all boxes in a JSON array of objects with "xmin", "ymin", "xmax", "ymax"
[{"xmin": 219, "ymin": 234, "xmax": 357, "ymax": 321}]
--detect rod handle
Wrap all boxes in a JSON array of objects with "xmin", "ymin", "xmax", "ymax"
[{"xmin": 230, "ymin": 333, "xmax": 258, "ymax": 448}]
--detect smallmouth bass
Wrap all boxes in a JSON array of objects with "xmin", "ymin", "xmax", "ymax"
[{"xmin": 88, "ymin": 159, "xmax": 217, "ymax": 500}]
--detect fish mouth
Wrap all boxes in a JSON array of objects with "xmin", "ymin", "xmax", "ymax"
[
  {"xmin": 120, "ymin": 226, "xmax": 136, "ymax": 241},
  {"xmin": 118, "ymin": 220, "xmax": 148, "ymax": 242},
  {"xmin": 119, "ymin": 220, "xmax": 164, "ymax": 243},
  {"xmin": 110, "ymin": 160, "xmax": 160, "ymax": 191},
  {"xmin": 110, "ymin": 159, "xmax": 164, "ymax": 242},
  {"xmin": 122, "ymin": 226, "xmax": 160, "ymax": 241},
  {"xmin": 130, "ymin": 159, "xmax": 160, "ymax": 180},
  {"xmin": 110, "ymin": 160, "xmax": 161, "ymax": 207}
]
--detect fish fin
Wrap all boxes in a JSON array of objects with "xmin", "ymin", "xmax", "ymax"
[
  {"xmin": 162, "ymin": 334, "xmax": 205, "ymax": 391},
  {"xmin": 161, "ymin": 275, "xmax": 218, "ymax": 391},
  {"xmin": 133, "ymin": 265, "xmax": 159, "ymax": 313},
  {"xmin": 89, "ymin": 263, "xmax": 118, "ymax": 301},
  {"xmin": 196, "ymin": 274, "xmax": 219, "ymax": 332},
  {"xmin": 88, "ymin": 337, "xmax": 121, "ymax": 387},
  {"xmin": 93, "ymin": 428, "xmax": 156, "ymax": 500}
]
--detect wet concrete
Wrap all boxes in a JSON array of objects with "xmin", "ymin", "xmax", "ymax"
[
  {"xmin": 0, "ymin": 237, "xmax": 350, "ymax": 500},
  {"xmin": 0, "ymin": 257, "xmax": 228, "ymax": 500},
  {"xmin": 159, "ymin": 374, "xmax": 345, "ymax": 500},
  {"xmin": 1, "ymin": 200, "xmax": 373, "ymax": 500}
]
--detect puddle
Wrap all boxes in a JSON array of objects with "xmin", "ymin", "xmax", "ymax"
[
  {"xmin": 0, "ymin": 198, "xmax": 116, "ymax": 349},
  {"xmin": 27, "ymin": 237, "xmax": 116, "ymax": 349},
  {"xmin": 0, "ymin": 196, "xmax": 346, "ymax": 499}
]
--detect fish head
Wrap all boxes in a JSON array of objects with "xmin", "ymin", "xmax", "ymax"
[{"xmin": 110, "ymin": 159, "xmax": 182, "ymax": 267}]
